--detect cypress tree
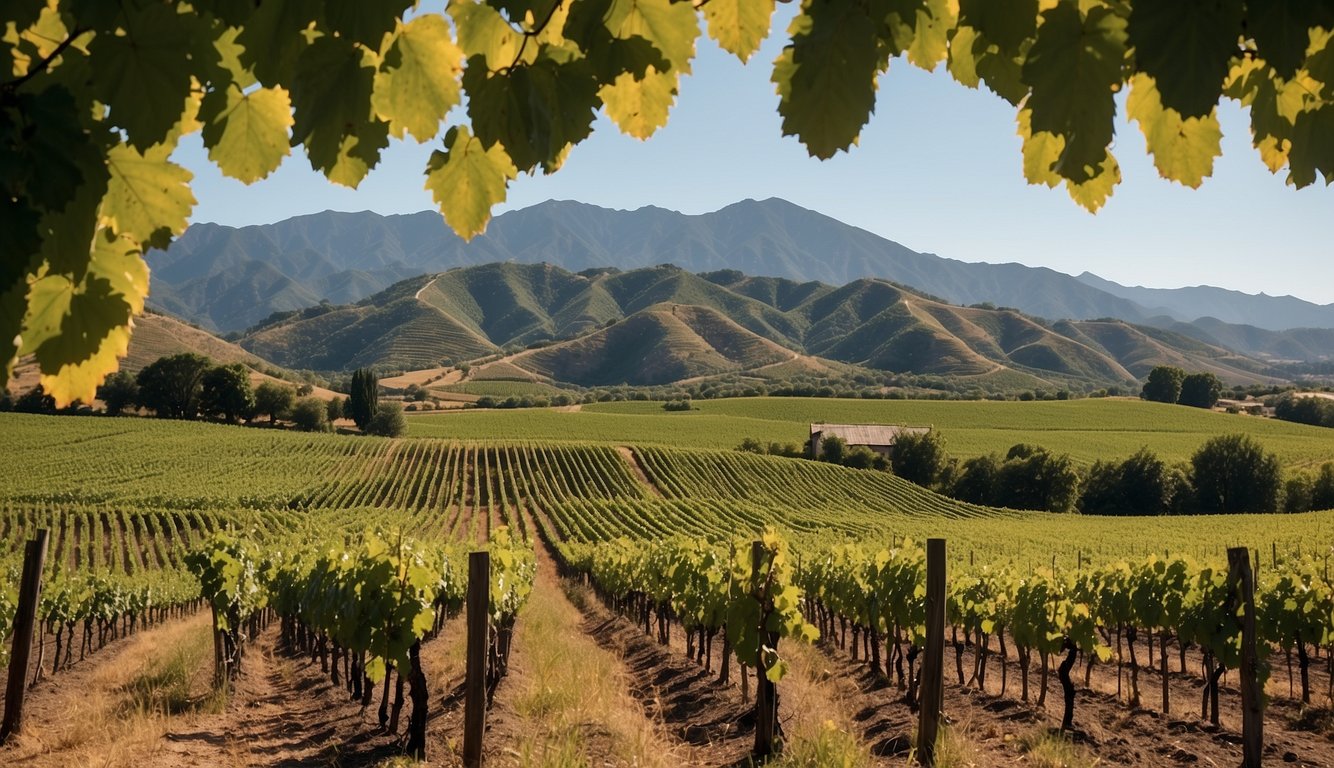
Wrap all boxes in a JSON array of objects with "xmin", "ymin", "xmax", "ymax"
[{"xmin": 349, "ymin": 368, "xmax": 379, "ymax": 431}]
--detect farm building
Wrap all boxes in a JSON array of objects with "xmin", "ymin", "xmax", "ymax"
[{"xmin": 808, "ymin": 423, "xmax": 932, "ymax": 460}]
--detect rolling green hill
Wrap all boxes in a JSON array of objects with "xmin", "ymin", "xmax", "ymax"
[{"xmin": 235, "ymin": 262, "xmax": 1280, "ymax": 388}]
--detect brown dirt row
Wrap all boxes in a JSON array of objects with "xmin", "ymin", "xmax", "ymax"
[{"xmin": 616, "ymin": 445, "xmax": 665, "ymax": 498}]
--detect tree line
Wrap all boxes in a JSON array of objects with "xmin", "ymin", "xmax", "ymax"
[
  {"xmin": 3, "ymin": 355, "xmax": 405, "ymax": 438},
  {"xmin": 739, "ymin": 430, "xmax": 1331, "ymax": 516}
]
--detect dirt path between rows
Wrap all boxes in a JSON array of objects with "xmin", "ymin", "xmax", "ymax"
[{"xmin": 616, "ymin": 445, "xmax": 665, "ymax": 498}]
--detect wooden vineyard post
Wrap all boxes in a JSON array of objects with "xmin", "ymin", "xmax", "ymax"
[
  {"xmin": 752, "ymin": 540, "xmax": 779, "ymax": 758},
  {"xmin": 1227, "ymin": 547, "xmax": 1262, "ymax": 768},
  {"xmin": 916, "ymin": 538, "xmax": 946, "ymax": 766},
  {"xmin": 1, "ymin": 529, "xmax": 49, "ymax": 744},
  {"xmin": 463, "ymin": 550, "xmax": 491, "ymax": 768}
]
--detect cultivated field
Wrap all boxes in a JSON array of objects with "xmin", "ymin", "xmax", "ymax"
[
  {"xmin": 407, "ymin": 396, "xmax": 1334, "ymax": 468},
  {"xmin": 3, "ymin": 411, "xmax": 1334, "ymax": 767}
]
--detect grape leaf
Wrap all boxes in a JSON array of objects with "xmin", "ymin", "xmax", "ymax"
[
  {"xmin": 882, "ymin": 0, "xmax": 955, "ymax": 71},
  {"xmin": 237, "ymin": 0, "xmax": 321, "ymax": 85},
  {"xmin": 424, "ymin": 126, "xmax": 518, "ymax": 239},
  {"xmin": 1127, "ymin": 0, "xmax": 1243, "ymax": 118},
  {"xmin": 702, "ymin": 0, "xmax": 775, "ymax": 63},
  {"xmin": 372, "ymin": 15, "xmax": 464, "ymax": 143},
  {"xmin": 87, "ymin": 4, "xmax": 195, "ymax": 151},
  {"xmin": 9, "ymin": 87, "xmax": 106, "ymax": 215},
  {"xmin": 290, "ymin": 36, "xmax": 385, "ymax": 183},
  {"xmin": 1022, "ymin": 3, "xmax": 1126, "ymax": 183},
  {"xmin": 1126, "ymin": 74, "xmax": 1221, "ymax": 188},
  {"xmin": 1018, "ymin": 108, "xmax": 1120, "ymax": 212},
  {"xmin": 604, "ymin": 0, "xmax": 700, "ymax": 73},
  {"xmin": 1288, "ymin": 104, "xmax": 1334, "ymax": 187},
  {"xmin": 957, "ymin": 0, "xmax": 1037, "ymax": 55},
  {"xmin": 104, "ymin": 142, "xmax": 196, "ymax": 250},
  {"xmin": 324, "ymin": 0, "xmax": 414, "ymax": 49},
  {"xmin": 1245, "ymin": 0, "xmax": 1332, "ymax": 80},
  {"xmin": 773, "ymin": 0, "xmax": 885, "ymax": 160},
  {"xmin": 325, "ymin": 124, "xmax": 391, "ymax": 189},
  {"xmin": 201, "ymin": 86, "xmax": 294, "ymax": 183},
  {"xmin": 0, "ymin": 276, "xmax": 27, "ymax": 387},
  {"xmin": 1306, "ymin": 28, "xmax": 1334, "ymax": 100},
  {"xmin": 601, "ymin": 65, "xmax": 677, "ymax": 139},
  {"xmin": 465, "ymin": 53, "xmax": 601, "ymax": 173},
  {"xmin": 450, "ymin": 0, "xmax": 527, "ymax": 70},
  {"xmin": 87, "ymin": 229, "xmax": 150, "ymax": 316}
]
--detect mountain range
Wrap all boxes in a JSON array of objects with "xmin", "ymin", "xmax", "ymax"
[
  {"xmin": 236, "ymin": 262, "xmax": 1276, "ymax": 389},
  {"xmin": 148, "ymin": 200, "xmax": 1334, "ymax": 366}
]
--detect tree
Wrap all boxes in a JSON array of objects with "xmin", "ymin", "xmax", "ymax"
[
  {"xmin": 1274, "ymin": 395, "xmax": 1334, "ymax": 428},
  {"xmin": 1191, "ymin": 434, "xmax": 1282, "ymax": 514},
  {"xmin": 290, "ymin": 397, "xmax": 331, "ymax": 433},
  {"xmin": 994, "ymin": 444, "xmax": 1081, "ymax": 512},
  {"xmin": 136, "ymin": 354, "xmax": 212, "ymax": 419},
  {"xmin": 8, "ymin": 3, "xmax": 1334, "ymax": 408},
  {"xmin": 254, "ymin": 382, "xmax": 296, "ymax": 423},
  {"xmin": 1312, "ymin": 463, "xmax": 1334, "ymax": 511},
  {"xmin": 14, "ymin": 386, "xmax": 56, "ymax": 414},
  {"xmin": 950, "ymin": 454, "xmax": 1001, "ymax": 506},
  {"xmin": 818, "ymin": 436, "xmax": 847, "ymax": 465},
  {"xmin": 738, "ymin": 437, "xmax": 764, "ymax": 454},
  {"xmin": 326, "ymin": 396, "xmax": 344, "ymax": 423},
  {"xmin": 348, "ymin": 369, "xmax": 379, "ymax": 432},
  {"xmin": 843, "ymin": 446, "xmax": 878, "ymax": 470},
  {"xmin": 1141, "ymin": 366, "xmax": 1186, "ymax": 404},
  {"xmin": 366, "ymin": 402, "xmax": 407, "ymax": 438},
  {"xmin": 201, "ymin": 364, "xmax": 255, "ymax": 423},
  {"xmin": 1178, "ymin": 372, "xmax": 1223, "ymax": 409},
  {"xmin": 1078, "ymin": 448, "xmax": 1169, "ymax": 515},
  {"xmin": 890, "ymin": 430, "xmax": 947, "ymax": 488},
  {"xmin": 97, "ymin": 371, "xmax": 138, "ymax": 416}
]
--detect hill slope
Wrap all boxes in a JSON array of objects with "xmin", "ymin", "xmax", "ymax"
[
  {"xmin": 153, "ymin": 201, "xmax": 1334, "ymax": 356},
  {"xmin": 239, "ymin": 263, "xmax": 1279, "ymax": 388}
]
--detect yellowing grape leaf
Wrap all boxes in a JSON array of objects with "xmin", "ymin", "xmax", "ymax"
[
  {"xmin": 702, "ymin": 0, "xmax": 774, "ymax": 63},
  {"xmin": 604, "ymin": 0, "xmax": 700, "ymax": 73},
  {"xmin": 601, "ymin": 65, "xmax": 677, "ymax": 139},
  {"xmin": 103, "ymin": 143, "xmax": 196, "ymax": 250},
  {"xmin": 1018, "ymin": 108, "xmax": 1119, "ymax": 212},
  {"xmin": 87, "ymin": 229, "xmax": 150, "ymax": 315},
  {"xmin": 773, "ymin": 1, "xmax": 884, "ymax": 160},
  {"xmin": 425, "ymin": 126, "xmax": 518, "ymax": 239},
  {"xmin": 201, "ymin": 85, "xmax": 294, "ymax": 183},
  {"xmin": 1126, "ymin": 74, "xmax": 1221, "ymax": 188},
  {"xmin": 88, "ymin": 4, "xmax": 195, "ymax": 151},
  {"xmin": 450, "ymin": 0, "xmax": 527, "ymax": 70},
  {"xmin": 1022, "ymin": 4, "xmax": 1125, "ymax": 183},
  {"xmin": 325, "ymin": 124, "xmax": 391, "ymax": 188},
  {"xmin": 372, "ymin": 15, "xmax": 464, "ymax": 142},
  {"xmin": 1126, "ymin": 0, "xmax": 1243, "ymax": 118}
]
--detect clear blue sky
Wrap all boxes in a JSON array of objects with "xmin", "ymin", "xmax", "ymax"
[{"xmin": 174, "ymin": 12, "xmax": 1334, "ymax": 304}]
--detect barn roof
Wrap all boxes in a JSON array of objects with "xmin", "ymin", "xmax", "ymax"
[{"xmin": 810, "ymin": 423, "xmax": 931, "ymax": 446}]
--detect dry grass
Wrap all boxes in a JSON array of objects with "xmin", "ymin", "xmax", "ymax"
[
  {"xmin": 769, "ymin": 640, "xmax": 875, "ymax": 767},
  {"xmin": 3, "ymin": 612, "xmax": 216, "ymax": 767},
  {"xmin": 1016, "ymin": 728, "xmax": 1098, "ymax": 768},
  {"xmin": 498, "ymin": 577, "xmax": 681, "ymax": 767}
]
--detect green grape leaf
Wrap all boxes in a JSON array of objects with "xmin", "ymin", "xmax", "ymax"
[
  {"xmin": 601, "ymin": 65, "xmax": 677, "ymax": 139},
  {"xmin": 1306, "ymin": 28, "xmax": 1334, "ymax": 100},
  {"xmin": 25, "ymin": 273, "xmax": 132, "ymax": 407},
  {"xmin": 424, "ymin": 125, "xmax": 518, "ymax": 239},
  {"xmin": 37, "ymin": 166, "xmax": 107, "ymax": 279},
  {"xmin": 702, "ymin": 0, "xmax": 774, "ymax": 63},
  {"xmin": 372, "ymin": 15, "xmax": 464, "ymax": 142},
  {"xmin": 1022, "ymin": 3, "xmax": 1126, "ymax": 184},
  {"xmin": 773, "ymin": 0, "xmax": 885, "ymax": 160},
  {"xmin": 324, "ymin": 0, "xmax": 414, "ymax": 49},
  {"xmin": 290, "ymin": 36, "xmax": 386, "ymax": 185},
  {"xmin": 1127, "ymin": 0, "xmax": 1242, "ymax": 119},
  {"xmin": 237, "ymin": 0, "xmax": 320, "ymax": 85},
  {"xmin": 1246, "ymin": 0, "xmax": 1332, "ymax": 80},
  {"xmin": 1126, "ymin": 73, "xmax": 1221, "ymax": 188},
  {"xmin": 957, "ymin": 0, "xmax": 1037, "ymax": 55},
  {"xmin": 1288, "ymin": 104, "xmax": 1334, "ymax": 187},
  {"xmin": 200, "ymin": 86, "xmax": 295, "ymax": 183},
  {"xmin": 465, "ymin": 53, "xmax": 601, "ymax": 173},
  {"xmin": 104, "ymin": 143, "xmax": 197, "ymax": 250},
  {"xmin": 87, "ymin": 4, "xmax": 195, "ymax": 151},
  {"xmin": 604, "ymin": 0, "xmax": 700, "ymax": 73},
  {"xmin": 7, "ymin": 87, "xmax": 106, "ymax": 216}
]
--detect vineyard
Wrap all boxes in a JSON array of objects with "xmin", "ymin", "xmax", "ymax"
[{"xmin": 2, "ymin": 411, "xmax": 1334, "ymax": 765}]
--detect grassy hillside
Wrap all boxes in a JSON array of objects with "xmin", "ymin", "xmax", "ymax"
[
  {"xmin": 238, "ymin": 263, "xmax": 1280, "ymax": 388},
  {"xmin": 406, "ymin": 397, "xmax": 1334, "ymax": 469}
]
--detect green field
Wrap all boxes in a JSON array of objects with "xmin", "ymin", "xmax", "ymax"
[
  {"xmin": 406, "ymin": 397, "xmax": 1334, "ymax": 469},
  {"xmin": 6, "ymin": 412, "xmax": 1331, "ymax": 571}
]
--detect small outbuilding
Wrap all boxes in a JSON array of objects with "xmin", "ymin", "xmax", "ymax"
[{"xmin": 809, "ymin": 423, "xmax": 932, "ymax": 460}]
